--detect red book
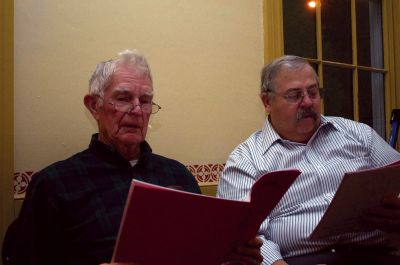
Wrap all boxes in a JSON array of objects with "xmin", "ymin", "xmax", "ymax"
[{"xmin": 112, "ymin": 169, "xmax": 300, "ymax": 265}]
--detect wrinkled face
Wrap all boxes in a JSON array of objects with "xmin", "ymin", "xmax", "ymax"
[
  {"xmin": 95, "ymin": 66, "xmax": 153, "ymax": 147},
  {"xmin": 261, "ymin": 65, "xmax": 321, "ymax": 143}
]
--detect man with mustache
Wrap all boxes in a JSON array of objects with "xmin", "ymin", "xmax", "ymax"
[
  {"xmin": 3, "ymin": 49, "xmax": 263, "ymax": 265},
  {"xmin": 217, "ymin": 55, "xmax": 400, "ymax": 265}
]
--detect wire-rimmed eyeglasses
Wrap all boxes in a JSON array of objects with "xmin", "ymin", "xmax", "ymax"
[
  {"xmin": 268, "ymin": 87, "xmax": 323, "ymax": 104},
  {"xmin": 100, "ymin": 97, "xmax": 162, "ymax": 114}
]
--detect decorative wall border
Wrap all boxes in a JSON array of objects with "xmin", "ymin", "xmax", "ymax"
[
  {"xmin": 187, "ymin": 163, "xmax": 224, "ymax": 186},
  {"xmin": 13, "ymin": 163, "xmax": 224, "ymax": 199},
  {"xmin": 14, "ymin": 171, "xmax": 35, "ymax": 199}
]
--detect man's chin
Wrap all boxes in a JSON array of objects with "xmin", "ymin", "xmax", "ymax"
[
  {"xmin": 297, "ymin": 118, "xmax": 318, "ymax": 133},
  {"xmin": 117, "ymin": 134, "xmax": 144, "ymax": 145}
]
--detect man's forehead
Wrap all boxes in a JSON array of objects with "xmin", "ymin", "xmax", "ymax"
[
  {"xmin": 112, "ymin": 66, "xmax": 152, "ymax": 82},
  {"xmin": 112, "ymin": 87, "xmax": 153, "ymax": 95},
  {"xmin": 277, "ymin": 67, "xmax": 316, "ymax": 84}
]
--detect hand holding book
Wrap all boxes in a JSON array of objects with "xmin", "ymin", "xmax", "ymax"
[
  {"xmin": 362, "ymin": 193, "xmax": 400, "ymax": 233},
  {"xmin": 310, "ymin": 160, "xmax": 400, "ymax": 240}
]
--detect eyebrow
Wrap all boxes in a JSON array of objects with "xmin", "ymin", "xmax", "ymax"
[
  {"xmin": 285, "ymin": 88, "xmax": 303, "ymax": 93},
  {"xmin": 113, "ymin": 87, "xmax": 154, "ymax": 96},
  {"xmin": 286, "ymin": 84, "xmax": 318, "ymax": 92},
  {"xmin": 143, "ymin": 91, "xmax": 154, "ymax": 96}
]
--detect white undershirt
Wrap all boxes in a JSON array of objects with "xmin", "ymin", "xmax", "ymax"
[{"xmin": 129, "ymin": 159, "xmax": 138, "ymax": 167}]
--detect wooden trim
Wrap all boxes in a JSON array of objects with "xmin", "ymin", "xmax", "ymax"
[
  {"xmin": 321, "ymin": 60, "xmax": 356, "ymax": 69},
  {"xmin": 383, "ymin": 0, "xmax": 400, "ymax": 146},
  {"xmin": 263, "ymin": 0, "xmax": 284, "ymax": 64},
  {"xmin": 390, "ymin": 0, "xmax": 400, "ymax": 149},
  {"xmin": 0, "ymin": 0, "xmax": 15, "ymax": 257},
  {"xmin": 389, "ymin": 0, "xmax": 400, "ymax": 108},
  {"xmin": 357, "ymin": 65, "xmax": 388, "ymax": 73},
  {"xmin": 351, "ymin": 0, "xmax": 359, "ymax": 121},
  {"xmin": 383, "ymin": 0, "xmax": 393, "ymax": 140},
  {"xmin": 316, "ymin": 0, "xmax": 325, "ymax": 112}
]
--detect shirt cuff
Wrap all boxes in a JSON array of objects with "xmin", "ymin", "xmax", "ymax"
[{"xmin": 261, "ymin": 239, "xmax": 284, "ymax": 265}]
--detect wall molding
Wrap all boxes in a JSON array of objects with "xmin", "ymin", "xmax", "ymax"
[{"xmin": 14, "ymin": 163, "xmax": 224, "ymax": 199}]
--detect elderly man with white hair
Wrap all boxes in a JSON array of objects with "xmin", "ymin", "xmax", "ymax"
[{"xmin": 3, "ymin": 49, "xmax": 263, "ymax": 265}]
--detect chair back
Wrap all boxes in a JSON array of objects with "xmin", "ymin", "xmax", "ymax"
[{"xmin": 389, "ymin": 109, "xmax": 400, "ymax": 148}]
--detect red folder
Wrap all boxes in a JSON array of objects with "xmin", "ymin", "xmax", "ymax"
[{"xmin": 112, "ymin": 169, "xmax": 300, "ymax": 265}]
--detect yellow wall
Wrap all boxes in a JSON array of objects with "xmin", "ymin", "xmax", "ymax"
[{"xmin": 14, "ymin": 0, "xmax": 265, "ymax": 174}]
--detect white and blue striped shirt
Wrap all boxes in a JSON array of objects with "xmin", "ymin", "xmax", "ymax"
[{"xmin": 217, "ymin": 116, "xmax": 400, "ymax": 265}]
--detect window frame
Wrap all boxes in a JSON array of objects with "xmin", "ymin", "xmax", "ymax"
[{"xmin": 263, "ymin": 0, "xmax": 400, "ymax": 144}]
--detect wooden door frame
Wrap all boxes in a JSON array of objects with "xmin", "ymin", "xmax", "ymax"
[{"xmin": 0, "ymin": 0, "xmax": 14, "ymax": 259}]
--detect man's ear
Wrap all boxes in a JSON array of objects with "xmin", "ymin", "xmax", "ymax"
[
  {"xmin": 260, "ymin": 92, "xmax": 272, "ymax": 113},
  {"xmin": 84, "ymin": 94, "xmax": 100, "ymax": 120}
]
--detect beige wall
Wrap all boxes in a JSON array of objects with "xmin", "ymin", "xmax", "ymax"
[{"xmin": 14, "ymin": 0, "xmax": 265, "ymax": 173}]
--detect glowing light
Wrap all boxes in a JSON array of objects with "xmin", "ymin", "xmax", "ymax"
[{"xmin": 308, "ymin": 1, "xmax": 316, "ymax": 8}]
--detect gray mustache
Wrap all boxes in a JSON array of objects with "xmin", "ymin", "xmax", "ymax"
[{"xmin": 297, "ymin": 108, "xmax": 318, "ymax": 121}]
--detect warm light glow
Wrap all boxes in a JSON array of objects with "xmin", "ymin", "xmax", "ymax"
[{"xmin": 308, "ymin": 1, "xmax": 316, "ymax": 8}]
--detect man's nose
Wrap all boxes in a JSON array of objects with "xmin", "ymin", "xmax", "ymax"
[
  {"xmin": 299, "ymin": 92, "xmax": 314, "ymax": 106},
  {"xmin": 128, "ymin": 104, "xmax": 143, "ymax": 114}
]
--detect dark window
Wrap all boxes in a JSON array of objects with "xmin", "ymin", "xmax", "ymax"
[
  {"xmin": 323, "ymin": 65, "xmax": 354, "ymax": 119},
  {"xmin": 321, "ymin": 0, "xmax": 352, "ymax": 63},
  {"xmin": 283, "ymin": 0, "xmax": 316, "ymax": 58}
]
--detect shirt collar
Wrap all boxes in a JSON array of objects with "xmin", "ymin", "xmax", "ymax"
[
  {"xmin": 260, "ymin": 115, "xmax": 335, "ymax": 154},
  {"xmin": 89, "ymin": 133, "xmax": 153, "ymax": 165}
]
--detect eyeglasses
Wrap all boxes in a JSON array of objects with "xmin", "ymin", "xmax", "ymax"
[
  {"xmin": 102, "ymin": 98, "xmax": 162, "ymax": 114},
  {"xmin": 269, "ymin": 87, "xmax": 322, "ymax": 104}
]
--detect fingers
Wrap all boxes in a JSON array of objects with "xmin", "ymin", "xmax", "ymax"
[
  {"xmin": 223, "ymin": 237, "xmax": 264, "ymax": 265},
  {"xmin": 381, "ymin": 194, "xmax": 400, "ymax": 208},
  {"xmin": 363, "ymin": 213, "xmax": 400, "ymax": 233},
  {"xmin": 245, "ymin": 237, "xmax": 263, "ymax": 248},
  {"xmin": 370, "ymin": 194, "xmax": 400, "ymax": 220},
  {"xmin": 100, "ymin": 262, "xmax": 138, "ymax": 265},
  {"xmin": 235, "ymin": 245, "xmax": 263, "ymax": 264},
  {"xmin": 362, "ymin": 195, "xmax": 400, "ymax": 233},
  {"xmin": 368, "ymin": 205, "xmax": 400, "ymax": 219},
  {"xmin": 224, "ymin": 253, "xmax": 262, "ymax": 265}
]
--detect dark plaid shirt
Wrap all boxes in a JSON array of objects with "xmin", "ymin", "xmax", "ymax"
[{"xmin": 8, "ymin": 134, "xmax": 200, "ymax": 265}]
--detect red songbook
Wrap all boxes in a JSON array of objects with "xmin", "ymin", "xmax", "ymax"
[{"xmin": 112, "ymin": 169, "xmax": 300, "ymax": 265}]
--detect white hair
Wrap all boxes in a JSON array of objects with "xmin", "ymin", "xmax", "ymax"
[{"xmin": 88, "ymin": 49, "xmax": 152, "ymax": 96}]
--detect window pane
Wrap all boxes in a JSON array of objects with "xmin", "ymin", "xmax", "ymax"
[
  {"xmin": 283, "ymin": 0, "xmax": 316, "ymax": 58},
  {"xmin": 323, "ymin": 65, "xmax": 353, "ymax": 119},
  {"xmin": 321, "ymin": 0, "xmax": 352, "ymax": 63},
  {"xmin": 310, "ymin": 63, "xmax": 318, "ymax": 74},
  {"xmin": 356, "ymin": 0, "xmax": 383, "ymax": 68},
  {"xmin": 358, "ymin": 70, "xmax": 385, "ymax": 137}
]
